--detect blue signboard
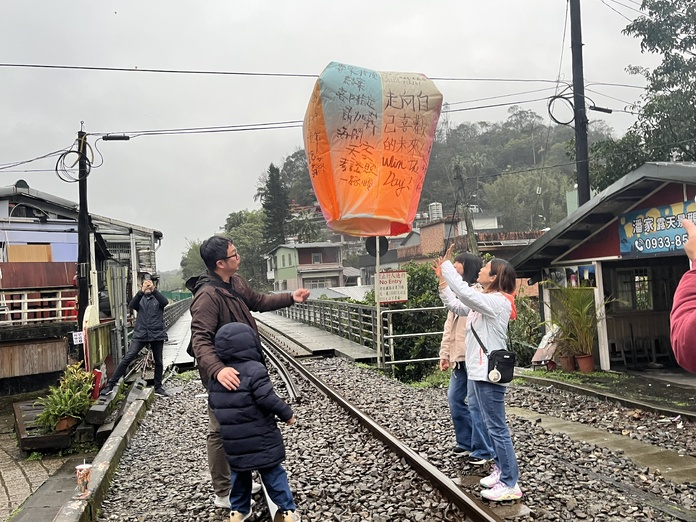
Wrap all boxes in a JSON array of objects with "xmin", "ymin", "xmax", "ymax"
[{"xmin": 618, "ymin": 201, "xmax": 696, "ymax": 258}]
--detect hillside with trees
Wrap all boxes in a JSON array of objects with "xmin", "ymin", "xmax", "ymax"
[{"xmin": 180, "ymin": 0, "xmax": 695, "ymax": 279}]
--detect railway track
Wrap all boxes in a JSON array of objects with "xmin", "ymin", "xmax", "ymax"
[
  {"xmin": 95, "ymin": 324, "xmax": 694, "ymax": 521},
  {"xmin": 259, "ymin": 327, "xmax": 505, "ymax": 522}
]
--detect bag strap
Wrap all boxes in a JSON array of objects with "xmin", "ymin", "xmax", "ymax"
[{"xmin": 470, "ymin": 325, "xmax": 490, "ymax": 357}]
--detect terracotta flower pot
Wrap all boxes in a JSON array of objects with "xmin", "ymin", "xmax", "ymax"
[
  {"xmin": 55, "ymin": 416, "xmax": 80, "ymax": 432},
  {"xmin": 559, "ymin": 355, "xmax": 576, "ymax": 372},
  {"xmin": 576, "ymin": 354, "xmax": 595, "ymax": 373}
]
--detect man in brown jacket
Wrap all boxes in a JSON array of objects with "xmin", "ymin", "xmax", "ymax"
[{"xmin": 186, "ymin": 236, "xmax": 309, "ymax": 510}]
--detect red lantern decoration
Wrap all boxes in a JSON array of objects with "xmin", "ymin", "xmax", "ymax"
[{"xmin": 303, "ymin": 62, "xmax": 443, "ymax": 237}]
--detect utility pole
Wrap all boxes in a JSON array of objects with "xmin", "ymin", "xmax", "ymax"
[
  {"xmin": 454, "ymin": 165, "xmax": 480, "ymax": 256},
  {"xmin": 77, "ymin": 130, "xmax": 90, "ymax": 329},
  {"xmin": 570, "ymin": 0, "xmax": 591, "ymax": 206}
]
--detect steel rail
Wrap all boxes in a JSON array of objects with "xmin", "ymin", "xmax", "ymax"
[
  {"xmin": 261, "ymin": 339, "xmax": 301, "ymax": 403},
  {"xmin": 258, "ymin": 330, "xmax": 503, "ymax": 522}
]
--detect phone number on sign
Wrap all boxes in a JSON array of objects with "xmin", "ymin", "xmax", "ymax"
[{"xmin": 634, "ymin": 233, "xmax": 689, "ymax": 252}]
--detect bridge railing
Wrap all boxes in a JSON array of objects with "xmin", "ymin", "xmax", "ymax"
[{"xmin": 276, "ymin": 299, "xmax": 446, "ymax": 366}]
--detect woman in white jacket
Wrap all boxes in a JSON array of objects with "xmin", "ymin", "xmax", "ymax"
[
  {"xmin": 438, "ymin": 253, "xmax": 495, "ymax": 464},
  {"xmin": 437, "ymin": 247, "xmax": 522, "ymax": 502}
]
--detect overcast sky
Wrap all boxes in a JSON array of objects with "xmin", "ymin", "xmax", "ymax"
[{"xmin": 0, "ymin": 0, "xmax": 659, "ymax": 271}]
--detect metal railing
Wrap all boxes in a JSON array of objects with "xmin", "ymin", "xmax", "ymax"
[
  {"xmin": 163, "ymin": 297, "xmax": 192, "ymax": 329},
  {"xmin": 276, "ymin": 299, "xmax": 446, "ymax": 366},
  {"xmin": 0, "ymin": 286, "xmax": 77, "ymax": 326},
  {"xmin": 277, "ymin": 300, "xmax": 378, "ymax": 349}
]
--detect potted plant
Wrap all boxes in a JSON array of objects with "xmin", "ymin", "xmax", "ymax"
[
  {"xmin": 553, "ymin": 336, "xmax": 577, "ymax": 372},
  {"xmin": 34, "ymin": 363, "xmax": 95, "ymax": 433},
  {"xmin": 544, "ymin": 281, "xmax": 611, "ymax": 373}
]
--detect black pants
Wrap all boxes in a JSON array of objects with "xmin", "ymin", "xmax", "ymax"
[{"xmin": 108, "ymin": 339, "xmax": 164, "ymax": 389}]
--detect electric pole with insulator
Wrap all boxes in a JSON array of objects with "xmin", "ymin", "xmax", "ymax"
[
  {"xmin": 77, "ymin": 130, "xmax": 90, "ymax": 329},
  {"xmin": 570, "ymin": 0, "xmax": 591, "ymax": 207}
]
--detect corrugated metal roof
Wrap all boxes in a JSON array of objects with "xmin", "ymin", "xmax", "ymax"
[{"xmin": 510, "ymin": 162, "xmax": 696, "ymax": 277}]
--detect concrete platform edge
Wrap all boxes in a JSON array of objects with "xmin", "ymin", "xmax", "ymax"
[
  {"xmin": 52, "ymin": 390, "xmax": 154, "ymax": 522},
  {"xmin": 516, "ymin": 373, "xmax": 696, "ymax": 422}
]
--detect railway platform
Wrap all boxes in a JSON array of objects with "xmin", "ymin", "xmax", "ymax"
[{"xmin": 1, "ymin": 311, "xmax": 695, "ymax": 522}]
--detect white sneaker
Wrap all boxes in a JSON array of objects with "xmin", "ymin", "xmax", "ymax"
[
  {"xmin": 480, "ymin": 464, "xmax": 501, "ymax": 488},
  {"xmin": 215, "ymin": 494, "xmax": 256, "ymax": 510},
  {"xmin": 252, "ymin": 481, "xmax": 262, "ymax": 494},
  {"xmin": 214, "ymin": 495, "xmax": 230, "ymax": 509},
  {"xmin": 480, "ymin": 481, "xmax": 523, "ymax": 501}
]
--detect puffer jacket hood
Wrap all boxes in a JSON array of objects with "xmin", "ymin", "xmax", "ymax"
[
  {"xmin": 208, "ymin": 321, "xmax": 293, "ymax": 472},
  {"xmin": 214, "ymin": 322, "xmax": 262, "ymax": 365}
]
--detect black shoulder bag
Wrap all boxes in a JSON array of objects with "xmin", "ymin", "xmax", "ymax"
[{"xmin": 471, "ymin": 326, "xmax": 516, "ymax": 384}]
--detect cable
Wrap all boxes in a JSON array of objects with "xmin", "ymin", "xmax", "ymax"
[
  {"xmin": 0, "ymin": 62, "xmax": 652, "ymax": 90},
  {"xmin": 444, "ymin": 96, "xmax": 551, "ymax": 114},
  {"xmin": 535, "ymin": 0, "xmax": 572, "ymax": 230},
  {"xmin": 0, "ymin": 145, "xmax": 74, "ymax": 171},
  {"xmin": 601, "ymin": 0, "xmax": 634, "ymax": 22},
  {"xmin": 584, "ymin": 87, "xmax": 635, "ymax": 106},
  {"xmin": 583, "ymin": 80, "xmax": 645, "ymax": 89},
  {"xmin": 604, "ymin": 0, "xmax": 645, "ymax": 16},
  {"xmin": 92, "ymin": 119, "xmax": 303, "ymax": 139},
  {"xmin": 446, "ymin": 86, "xmax": 567, "ymax": 107},
  {"xmin": 54, "ymin": 136, "xmax": 93, "ymax": 183}
]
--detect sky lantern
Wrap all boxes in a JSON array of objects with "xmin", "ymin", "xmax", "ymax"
[{"xmin": 303, "ymin": 62, "xmax": 443, "ymax": 237}]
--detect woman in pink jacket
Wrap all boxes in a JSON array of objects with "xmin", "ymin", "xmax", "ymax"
[
  {"xmin": 437, "ymin": 253, "xmax": 495, "ymax": 465},
  {"xmin": 670, "ymin": 218, "xmax": 696, "ymax": 373}
]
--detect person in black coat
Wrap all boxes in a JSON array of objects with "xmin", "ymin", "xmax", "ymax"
[
  {"xmin": 101, "ymin": 278, "xmax": 170, "ymax": 397},
  {"xmin": 209, "ymin": 322, "xmax": 299, "ymax": 522}
]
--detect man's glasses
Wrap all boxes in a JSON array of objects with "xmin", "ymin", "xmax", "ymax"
[{"xmin": 222, "ymin": 251, "xmax": 239, "ymax": 260}]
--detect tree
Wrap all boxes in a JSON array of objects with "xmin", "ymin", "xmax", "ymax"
[
  {"xmin": 260, "ymin": 163, "xmax": 290, "ymax": 249},
  {"xmin": 280, "ymin": 149, "xmax": 315, "ymax": 207},
  {"xmin": 180, "ymin": 239, "xmax": 206, "ymax": 281},
  {"xmin": 624, "ymin": 0, "xmax": 695, "ymax": 161},
  {"xmin": 484, "ymin": 170, "xmax": 572, "ymax": 231},
  {"xmin": 179, "ymin": 210, "xmax": 270, "ymax": 290},
  {"xmin": 228, "ymin": 210, "xmax": 269, "ymax": 290},
  {"xmin": 290, "ymin": 209, "xmax": 323, "ymax": 243},
  {"xmin": 590, "ymin": 0, "xmax": 696, "ymax": 189}
]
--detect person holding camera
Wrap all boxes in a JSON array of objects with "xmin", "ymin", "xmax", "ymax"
[
  {"xmin": 436, "ymin": 245, "xmax": 521, "ymax": 502},
  {"xmin": 101, "ymin": 278, "xmax": 170, "ymax": 397}
]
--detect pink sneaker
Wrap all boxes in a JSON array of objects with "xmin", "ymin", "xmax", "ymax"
[
  {"xmin": 480, "ymin": 465, "xmax": 501, "ymax": 488},
  {"xmin": 481, "ymin": 481, "xmax": 522, "ymax": 501}
]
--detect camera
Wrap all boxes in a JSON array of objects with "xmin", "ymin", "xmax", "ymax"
[{"xmin": 488, "ymin": 368, "xmax": 501, "ymax": 383}]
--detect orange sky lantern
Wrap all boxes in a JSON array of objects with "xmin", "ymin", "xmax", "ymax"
[{"xmin": 303, "ymin": 62, "xmax": 443, "ymax": 237}]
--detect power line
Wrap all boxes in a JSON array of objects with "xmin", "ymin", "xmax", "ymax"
[
  {"xmin": 446, "ymin": 86, "xmax": 566, "ymax": 106},
  {"xmin": 605, "ymin": 0, "xmax": 645, "ymax": 16},
  {"xmin": 0, "ymin": 61, "xmax": 648, "ymax": 90},
  {"xmin": 600, "ymin": 0, "xmax": 634, "ymax": 22},
  {"xmin": 0, "ymin": 63, "xmax": 318, "ymax": 79},
  {"xmin": 444, "ymin": 96, "xmax": 551, "ymax": 114},
  {"xmin": 0, "ymin": 145, "xmax": 74, "ymax": 171},
  {"xmin": 92, "ymin": 120, "xmax": 303, "ymax": 138}
]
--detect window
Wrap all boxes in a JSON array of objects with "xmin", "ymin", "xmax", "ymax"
[
  {"xmin": 282, "ymin": 255, "xmax": 286, "ymax": 268},
  {"xmin": 307, "ymin": 279, "xmax": 329, "ymax": 289},
  {"xmin": 616, "ymin": 268, "xmax": 653, "ymax": 311},
  {"xmin": 312, "ymin": 253, "xmax": 322, "ymax": 264}
]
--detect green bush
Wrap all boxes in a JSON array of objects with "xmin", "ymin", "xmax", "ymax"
[
  {"xmin": 34, "ymin": 363, "xmax": 95, "ymax": 433},
  {"xmin": 364, "ymin": 261, "xmax": 446, "ymax": 383}
]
